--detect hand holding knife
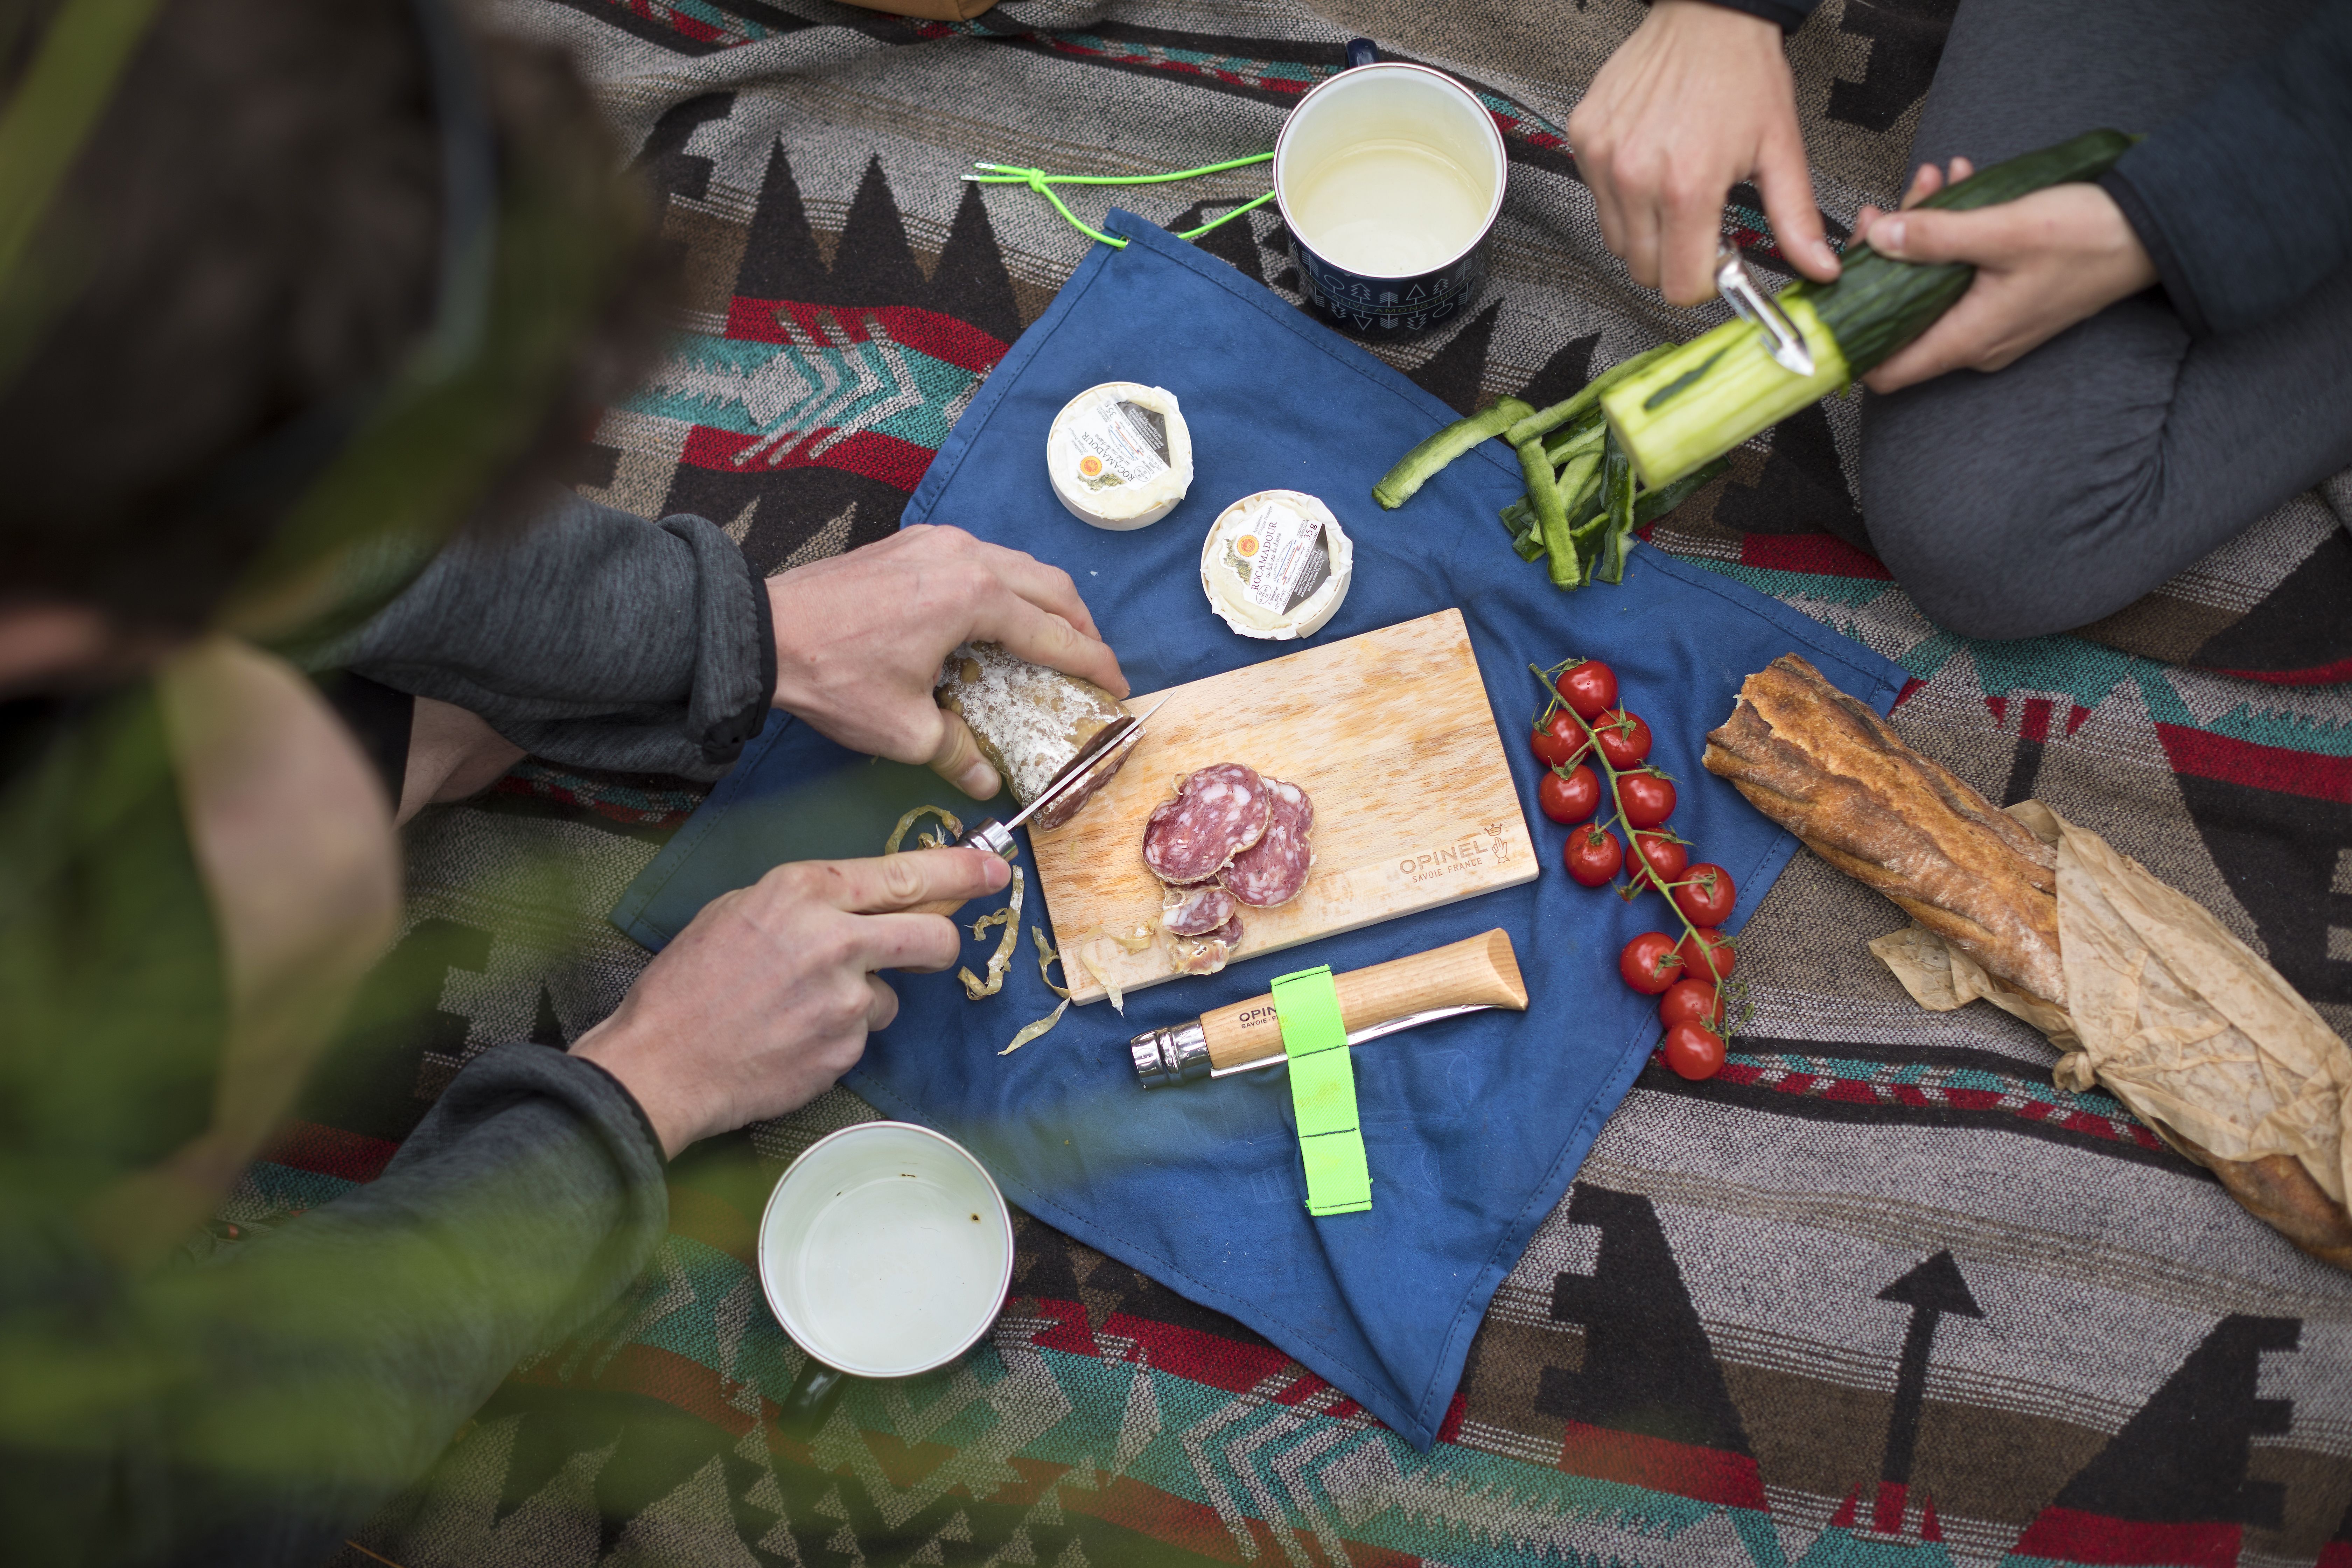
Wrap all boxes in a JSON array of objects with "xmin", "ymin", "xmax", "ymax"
[{"xmin": 906, "ymin": 695, "xmax": 1171, "ymax": 918}]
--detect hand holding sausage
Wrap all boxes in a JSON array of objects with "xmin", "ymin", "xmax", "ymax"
[
  {"xmin": 1568, "ymin": 0, "xmax": 1840, "ymax": 306},
  {"xmin": 765, "ymin": 524, "xmax": 1128, "ymax": 798},
  {"xmin": 572, "ymin": 848, "xmax": 1009, "ymax": 1156}
]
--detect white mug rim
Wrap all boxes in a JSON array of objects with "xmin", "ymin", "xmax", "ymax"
[
  {"xmin": 755, "ymin": 1119, "xmax": 1016, "ymax": 1380},
  {"xmin": 1272, "ymin": 59, "xmax": 1509, "ymax": 282}
]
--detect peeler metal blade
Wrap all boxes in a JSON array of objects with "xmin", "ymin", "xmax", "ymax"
[{"xmin": 1714, "ymin": 239, "xmax": 1815, "ymax": 378}]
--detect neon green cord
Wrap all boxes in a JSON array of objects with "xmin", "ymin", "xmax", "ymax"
[{"xmin": 964, "ymin": 153, "xmax": 1276, "ymax": 249}]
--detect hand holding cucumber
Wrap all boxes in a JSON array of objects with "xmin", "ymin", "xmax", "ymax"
[{"xmin": 1852, "ymin": 158, "xmax": 2159, "ymax": 394}]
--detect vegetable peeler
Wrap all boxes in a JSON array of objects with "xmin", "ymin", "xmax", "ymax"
[
  {"xmin": 1714, "ymin": 238, "xmax": 1815, "ymax": 378},
  {"xmin": 1129, "ymin": 930, "xmax": 1528, "ymax": 1086}
]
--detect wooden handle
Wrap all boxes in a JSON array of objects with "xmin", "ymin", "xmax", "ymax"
[
  {"xmin": 908, "ymin": 896, "xmax": 967, "ymax": 918},
  {"xmin": 1199, "ymin": 929, "xmax": 1526, "ymax": 1072}
]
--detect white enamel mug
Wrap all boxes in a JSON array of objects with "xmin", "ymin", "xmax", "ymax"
[
  {"xmin": 1274, "ymin": 38, "xmax": 1508, "ymax": 334},
  {"xmin": 758, "ymin": 1121, "xmax": 1015, "ymax": 1435}
]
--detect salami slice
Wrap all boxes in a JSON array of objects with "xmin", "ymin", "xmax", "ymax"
[
  {"xmin": 1141, "ymin": 763, "xmax": 1272, "ymax": 884},
  {"xmin": 1162, "ymin": 885, "xmax": 1239, "ymax": 938},
  {"xmin": 1218, "ymin": 777, "xmax": 1315, "ymax": 908},
  {"xmin": 1208, "ymin": 913, "xmax": 1244, "ymax": 945}
]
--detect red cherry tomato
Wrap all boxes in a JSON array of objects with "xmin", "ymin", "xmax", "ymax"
[
  {"xmin": 1658, "ymin": 978, "xmax": 1722, "ymax": 1030},
  {"xmin": 1661, "ymin": 1022, "xmax": 1727, "ymax": 1080},
  {"xmin": 1563, "ymin": 825, "xmax": 1622, "ymax": 887},
  {"xmin": 1553, "ymin": 660, "xmax": 1618, "ymax": 720},
  {"xmin": 1680, "ymin": 926, "xmax": 1737, "ymax": 983},
  {"xmin": 1538, "ymin": 765, "xmax": 1601, "ymax": 824},
  {"xmin": 1531, "ymin": 710, "xmax": 1588, "ymax": 769},
  {"xmin": 1628, "ymin": 831, "xmax": 1687, "ymax": 891},
  {"xmin": 1618, "ymin": 769, "xmax": 1676, "ymax": 830},
  {"xmin": 1671, "ymin": 862, "xmax": 1737, "ymax": 927},
  {"xmin": 1594, "ymin": 709, "xmax": 1652, "ymax": 770},
  {"xmin": 1620, "ymin": 932, "xmax": 1686, "ymax": 995}
]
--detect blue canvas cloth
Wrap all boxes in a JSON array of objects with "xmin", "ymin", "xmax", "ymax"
[{"xmin": 611, "ymin": 211, "xmax": 1909, "ymax": 1448}]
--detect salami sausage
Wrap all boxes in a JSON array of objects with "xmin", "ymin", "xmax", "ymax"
[
  {"xmin": 935, "ymin": 641, "xmax": 1131, "ymax": 831},
  {"xmin": 1218, "ymin": 777, "xmax": 1315, "ymax": 908},
  {"xmin": 1141, "ymin": 763, "xmax": 1272, "ymax": 884},
  {"xmin": 1162, "ymin": 885, "xmax": 1239, "ymax": 938}
]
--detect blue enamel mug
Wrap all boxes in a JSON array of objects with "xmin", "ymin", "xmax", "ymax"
[{"xmin": 1275, "ymin": 39, "xmax": 1508, "ymax": 335}]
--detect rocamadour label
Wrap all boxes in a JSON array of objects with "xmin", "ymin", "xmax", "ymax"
[
  {"xmin": 1229, "ymin": 497, "xmax": 1333, "ymax": 617},
  {"xmin": 1067, "ymin": 397, "xmax": 1171, "ymax": 490}
]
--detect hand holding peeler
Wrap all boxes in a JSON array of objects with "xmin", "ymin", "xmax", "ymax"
[{"xmin": 1714, "ymin": 238, "xmax": 1815, "ymax": 377}]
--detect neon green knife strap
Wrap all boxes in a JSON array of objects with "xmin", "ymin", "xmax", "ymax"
[{"xmin": 1271, "ymin": 966, "xmax": 1371, "ymax": 1216}]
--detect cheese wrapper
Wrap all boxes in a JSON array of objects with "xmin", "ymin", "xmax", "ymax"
[{"xmin": 1874, "ymin": 800, "xmax": 2352, "ymax": 1267}]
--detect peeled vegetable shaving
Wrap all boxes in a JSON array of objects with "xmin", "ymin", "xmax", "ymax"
[
  {"xmin": 959, "ymin": 866, "xmax": 1024, "ymax": 1000},
  {"xmin": 886, "ymin": 804, "xmax": 964, "ymax": 854},
  {"xmin": 999, "ymin": 926, "xmax": 1072, "ymax": 1055}
]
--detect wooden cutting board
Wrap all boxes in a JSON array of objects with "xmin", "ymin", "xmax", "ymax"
[{"xmin": 1032, "ymin": 608, "xmax": 1535, "ymax": 1005}]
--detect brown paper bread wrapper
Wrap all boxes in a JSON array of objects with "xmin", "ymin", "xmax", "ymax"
[
  {"xmin": 1706, "ymin": 656, "xmax": 2352, "ymax": 1269},
  {"xmin": 1873, "ymin": 801, "xmax": 2352, "ymax": 1269}
]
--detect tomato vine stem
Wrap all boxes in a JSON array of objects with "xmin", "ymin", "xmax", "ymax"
[{"xmin": 1529, "ymin": 660, "xmax": 1748, "ymax": 1036}]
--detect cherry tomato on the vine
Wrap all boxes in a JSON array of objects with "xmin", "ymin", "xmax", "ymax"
[
  {"xmin": 1593, "ymin": 709, "xmax": 1652, "ymax": 770},
  {"xmin": 1680, "ymin": 926, "xmax": 1737, "ymax": 983},
  {"xmin": 1671, "ymin": 863, "xmax": 1737, "ymax": 927},
  {"xmin": 1531, "ymin": 710, "xmax": 1588, "ymax": 769},
  {"xmin": 1628, "ymin": 831, "xmax": 1687, "ymax": 890},
  {"xmin": 1563, "ymin": 825, "xmax": 1622, "ymax": 887},
  {"xmin": 1619, "ymin": 932, "xmax": 1685, "ymax": 995},
  {"xmin": 1658, "ymin": 978, "xmax": 1722, "ymax": 1031},
  {"xmin": 1553, "ymin": 660, "xmax": 1618, "ymax": 720},
  {"xmin": 1660, "ymin": 1022, "xmax": 1727, "ymax": 1080},
  {"xmin": 1618, "ymin": 769, "xmax": 1676, "ymax": 830},
  {"xmin": 1538, "ymin": 765, "xmax": 1601, "ymax": 824}
]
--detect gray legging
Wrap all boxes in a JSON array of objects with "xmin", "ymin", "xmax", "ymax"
[{"xmin": 1855, "ymin": 0, "xmax": 2352, "ymax": 641}]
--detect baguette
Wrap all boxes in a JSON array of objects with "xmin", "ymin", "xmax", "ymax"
[{"xmin": 1702, "ymin": 654, "xmax": 2064, "ymax": 1007}]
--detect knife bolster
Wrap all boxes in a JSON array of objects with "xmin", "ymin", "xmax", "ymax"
[{"xmin": 1130, "ymin": 1021, "xmax": 1211, "ymax": 1088}]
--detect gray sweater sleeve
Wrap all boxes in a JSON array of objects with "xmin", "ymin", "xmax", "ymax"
[
  {"xmin": 2099, "ymin": 1, "xmax": 2352, "ymax": 338},
  {"xmin": 338, "ymin": 489, "xmax": 776, "ymax": 780},
  {"xmin": 147, "ymin": 1046, "xmax": 669, "ymax": 1565}
]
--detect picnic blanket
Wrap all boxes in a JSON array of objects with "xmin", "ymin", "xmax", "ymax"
[{"xmin": 289, "ymin": 2, "xmax": 2352, "ymax": 1564}]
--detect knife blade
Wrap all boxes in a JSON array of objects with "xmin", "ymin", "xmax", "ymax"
[{"xmin": 905, "ymin": 694, "xmax": 1169, "ymax": 917}]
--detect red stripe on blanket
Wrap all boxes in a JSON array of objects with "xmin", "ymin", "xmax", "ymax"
[
  {"xmin": 2156, "ymin": 724, "xmax": 2352, "ymax": 804},
  {"xmin": 1738, "ymin": 532, "xmax": 1895, "ymax": 580},
  {"xmin": 681, "ymin": 425, "xmax": 937, "ymax": 492},
  {"xmin": 258, "ymin": 1120, "xmax": 399, "ymax": 1184},
  {"xmin": 2011, "ymin": 1507, "xmax": 2242, "ymax": 1568},
  {"xmin": 1103, "ymin": 1311, "xmax": 1295, "ymax": 1395},
  {"xmin": 722, "ymin": 298, "xmax": 1008, "ymax": 376},
  {"xmin": 1555, "ymin": 1421, "xmax": 1768, "ymax": 1510},
  {"xmin": 2209, "ymin": 654, "xmax": 2352, "ymax": 686}
]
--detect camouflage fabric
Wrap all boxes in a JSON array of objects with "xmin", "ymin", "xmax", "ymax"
[{"xmin": 298, "ymin": 3, "xmax": 2352, "ymax": 1564}]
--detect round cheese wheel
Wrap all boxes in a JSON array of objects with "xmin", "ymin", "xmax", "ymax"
[
  {"xmin": 1198, "ymin": 489, "xmax": 1353, "ymax": 640},
  {"xmin": 1046, "ymin": 383, "xmax": 1193, "ymax": 530}
]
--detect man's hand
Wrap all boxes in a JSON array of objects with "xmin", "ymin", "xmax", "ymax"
[
  {"xmin": 765, "ymin": 524, "xmax": 1127, "ymax": 799},
  {"xmin": 1569, "ymin": 0, "xmax": 1840, "ymax": 305},
  {"xmin": 1855, "ymin": 159, "xmax": 2159, "ymax": 393},
  {"xmin": 573, "ymin": 848, "xmax": 1009, "ymax": 1157}
]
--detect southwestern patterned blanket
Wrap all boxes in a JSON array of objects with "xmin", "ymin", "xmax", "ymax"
[{"xmin": 292, "ymin": 3, "xmax": 2352, "ymax": 1564}]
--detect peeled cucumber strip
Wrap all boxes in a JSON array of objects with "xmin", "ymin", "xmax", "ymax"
[
  {"xmin": 1372, "ymin": 397, "xmax": 1534, "ymax": 510},
  {"xmin": 1503, "ymin": 344, "xmax": 1675, "ymax": 448}
]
